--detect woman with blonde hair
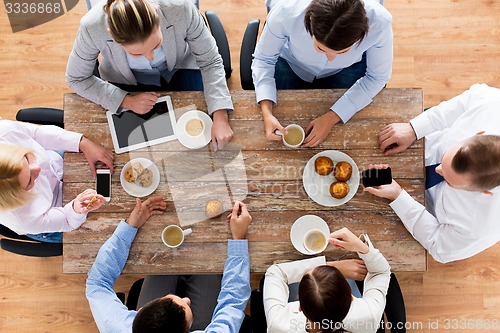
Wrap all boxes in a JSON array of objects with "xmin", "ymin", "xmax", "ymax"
[
  {"xmin": 67, "ymin": 0, "xmax": 233, "ymax": 151},
  {"xmin": 0, "ymin": 120, "xmax": 113, "ymax": 243}
]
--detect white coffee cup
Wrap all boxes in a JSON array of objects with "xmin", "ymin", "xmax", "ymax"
[
  {"xmin": 303, "ymin": 229, "xmax": 328, "ymax": 254},
  {"xmin": 161, "ymin": 225, "xmax": 193, "ymax": 248},
  {"xmin": 185, "ymin": 118, "xmax": 205, "ymax": 137},
  {"xmin": 280, "ymin": 124, "xmax": 305, "ymax": 148}
]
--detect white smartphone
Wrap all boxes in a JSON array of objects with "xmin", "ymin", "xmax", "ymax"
[{"xmin": 96, "ymin": 169, "xmax": 111, "ymax": 202}]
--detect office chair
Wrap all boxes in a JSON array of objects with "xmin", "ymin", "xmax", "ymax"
[
  {"xmin": 84, "ymin": 0, "xmax": 231, "ymax": 79},
  {"xmin": 250, "ymin": 273, "xmax": 406, "ymax": 333},
  {"xmin": 118, "ymin": 277, "xmax": 252, "ymax": 332},
  {"xmin": 0, "ymin": 225, "xmax": 63, "ymax": 257},
  {"xmin": 16, "ymin": 107, "xmax": 64, "ymax": 128}
]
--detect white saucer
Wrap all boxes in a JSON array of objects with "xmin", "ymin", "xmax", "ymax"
[
  {"xmin": 176, "ymin": 110, "xmax": 213, "ymax": 149},
  {"xmin": 120, "ymin": 158, "xmax": 161, "ymax": 197},
  {"xmin": 302, "ymin": 150, "xmax": 360, "ymax": 207},
  {"xmin": 290, "ymin": 215, "xmax": 330, "ymax": 255}
]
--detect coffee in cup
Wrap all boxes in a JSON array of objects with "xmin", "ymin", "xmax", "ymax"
[
  {"xmin": 283, "ymin": 124, "xmax": 305, "ymax": 148},
  {"xmin": 185, "ymin": 118, "xmax": 204, "ymax": 137},
  {"xmin": 303, "ymin": 229, "xmax": 328, "ymax": 254},
  {"xmin": 162, "ymin": 225, "xmax": 192, "ymax": 248}
]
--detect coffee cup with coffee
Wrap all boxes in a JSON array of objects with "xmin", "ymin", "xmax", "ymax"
[
  {"xmin": 303, "ymin": 229, "xmax": 328, "ymax": 254},
  {"xmin": 162, "ymin": 225, "xmax": 193, "ymax": 248},
  {"xmin": 281, "ymin": 124, "xmax": 305, "ymax": 148},
  {"xmin": 185, "ymin": 118, "xmax": 205, "ymax": 137}
]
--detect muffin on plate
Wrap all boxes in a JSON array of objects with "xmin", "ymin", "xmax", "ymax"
[
  {"xmin": 329, "ymin": 181, "xmax": 349, "ymax": 199},
  {"xmin": 314, "ymin": 156, "xmax": 334, "ymax": 176},
  {"xmin": 334, "ymin": 161, "xmax": 353, "ymax": 181}
]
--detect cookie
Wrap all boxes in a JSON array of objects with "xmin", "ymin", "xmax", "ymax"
[
  {"xmin": 86, "ymin": 196, "xmax": 98, "ymax": 209},
  {"xmin": 132, "ymin": 162, "xmax": 144, "ymax": 176},
  {"xmin": 124, "ymin": 167, "xmax": 136, "ymax": 183},
  {"xmin": 205, "ymin": 200, "xmax": 223, "ymax": 218},
  {"xmin": 137, "ymin": 168, "xmax": 153, "ymax": 187}
]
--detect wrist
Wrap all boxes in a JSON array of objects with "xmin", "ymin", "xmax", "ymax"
[
  {"xmin": 79, "ymin": 137, "xmax": 89, "ymax": 153},
  {"xmin": 390, "ymin": 186, "xmax": 403, "ymax": 201},
  {"xmin": 213, "ymin": 109, "xmax": 229, "ymax": 123},
  {"xmin": 121, "ymin": 94, "xmax": 132, "ymax": 109},
  {"xmin": 326, "ymin": 110, "xmax": 341, "ymax": 125}
]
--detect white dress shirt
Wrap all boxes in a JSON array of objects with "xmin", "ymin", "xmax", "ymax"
[
  {"xmin": 264, "ymin": 235, "xmax": 391, "ymax": 333},
  {"xmin": 0, "ymin": 120, "xmax": 87, "ymax": 235},
  {"xmin": 252, "ymin": 0, "xmax": 393, "ymax": 123},
  {"xmin": 390, "ymin": 84, "xmax": 500, "ymax": 263}
]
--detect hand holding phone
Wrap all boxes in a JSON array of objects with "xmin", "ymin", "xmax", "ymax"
[{"xmin": 362, "ymin": 167, "xmax": 392, "ymax": 188}]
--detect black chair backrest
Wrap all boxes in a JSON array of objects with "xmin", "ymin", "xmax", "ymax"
[
  {"xmin": 240, "ymin": 19, "xmax": 261, "ymax": 90},
  {"xmin": 0, "ymin": 238, "xmax": 62, "ymax": 257}
]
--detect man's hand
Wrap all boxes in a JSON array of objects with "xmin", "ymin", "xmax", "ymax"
[
  {"xmin": 260, "ymin": 100, "xmax": 286, "ymax": 141},
  {"xmin": 364, "ymin": 179, "xmax": 403, "ymax": 201},
  {"xmin": 326, "ymin": 259, "xmax": 368, "ymax": 281},
  {"xmin": 379, "ymin": 123, "xmax": 417, "ymax": 155},
  {"xmin": 329, "ymin": 227, "xmax": 369, "ymax": 254},
  {"xmin": 226, "ymin": 201, "xmax": 252, "ymax": 240},
  {"xmin": 79, "ymin": 137, "xmax": 114, "ymax": 178},
  {"xmin": 126, "ymin": 196, "xmax": 167, "ymax": 229},
  {"xmin": 211, "ymin": 110, "xmax": 233, "ymax": 152},
  {"xmin": 302, "ymin": 111, "xmax": 341, "ymax": 148},
  {"xmin": 73, "ymin": 189, "xmax": 106, "ymax": 214},
  {"xmin": 121, "ymin": 92, "xmax": 160, "ymax": 115}
]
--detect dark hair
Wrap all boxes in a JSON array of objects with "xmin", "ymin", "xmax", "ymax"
[
  {"xmin": 452, "ymin": 135, "xmax": 500, "ymax": 191},
  {"xmin": 298, "ymin": 265, "xmax": 352, "ymax": 333},
  {"xmin": 304, "ymin": 0, "xmax": 369, "ymax": 51},
  {"xmin": 132, "ymin": 297, "xmax": 189, "ymax": 333},
  {"xmin": 104, "ymin": 0, "xmax": 159, "ymax": 45}
]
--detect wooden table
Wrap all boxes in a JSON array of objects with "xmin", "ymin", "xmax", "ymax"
[{"xmin": 62, "ymin": 89, "xmax": 426, "ymax": 274}]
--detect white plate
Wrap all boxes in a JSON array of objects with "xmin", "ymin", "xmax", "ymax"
[
  {"xmin": 120, "ymin": 158, "xmax": 161, "ymax": 197},
  {"xmin": 302, "ymin": 150, "xmax": 360, "ymax": 207},
  {"xmin": 290, "ymin": 215, "xmax": 330, "ymax": 255},
  {"xmin": 176, "ymin": 110, "xmax": 213, "ymax": 149}
]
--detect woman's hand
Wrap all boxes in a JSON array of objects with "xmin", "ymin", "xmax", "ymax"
[
  {"xmin": 329, "ymin": 227, "xmax": 369, "ymax": 254},
  {"xmin": 121, "ymin": 92, "xmax": 160, "ymax": 114},
  {"xmin": 73, "ymin": 189, "xmax": 106, "ymax": 214},
  {"xmin": 302, "ymin": 111, "xmax": 340, "ymax": 148},
  {"xmin": 79, "ymin": 137, "xmax": 114, "ymax": 178}
]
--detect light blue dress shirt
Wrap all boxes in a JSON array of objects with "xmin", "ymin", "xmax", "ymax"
[
  {"xmin": 252, "ymin": 0, "xmax": 393, "ymax": 123},
  {"xmin": 86, "ymin": 220, "xmax": 250, "ymax": 333},
  {"xmin": 126, "ymin": 45, "xmax": 176, "ymax": 85}
]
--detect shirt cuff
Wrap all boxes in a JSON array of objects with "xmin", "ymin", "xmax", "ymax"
[
  {"xmin": 389, "ymin": 190, "xmax": 418, "ymax": 231},
  {"xmin": 62, "ymin": 131, "xmax": 83, "ymax": 152},
  {"xmin": 409, "ymin": 112, "xmax": 432, "ymax": 140},
  {"xmin": 63, "ymin": 200, "xmax": 87, "ymax": 230},
  {"xmin": 255, "ymin": 82, "xmax": 277, "ymax": 106},
  {"xmin": 114, "ymin": 219, "xmax": 138, "ymax": 244},
  {"xmin": 331, "ymin": 96, "xmax": 357, "ymax": 123},
  {"xmin": 228, "ymin": 239, "xmax": 249, "ymax": 257}
]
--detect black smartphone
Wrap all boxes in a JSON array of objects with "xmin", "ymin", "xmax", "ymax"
[
  {"xmin": 362, "ymin": 167, "xmax": 392, "ymax": 187},
  {"xmin": 96, "ymin": 169, "xmax": 111, "ymax": 202}
]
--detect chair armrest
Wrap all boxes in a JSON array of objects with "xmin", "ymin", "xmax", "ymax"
[
  {"xmin": 205, "ymin": 10, "xmax": 232, "ymax": 79},
  {"xmin": 240, "ymin": 19, "xmax": 260, "ymax": 90},
  {"xmin": 16, "ymin": 107, "xmax": 64, "ymax": 128},
  {"xmin": 385, "ymin": 273, "xmax": 406, "ymax": 332},
  {"xmin": 0, "ymin": 239, "xmax": 62, "ymax": 257}
]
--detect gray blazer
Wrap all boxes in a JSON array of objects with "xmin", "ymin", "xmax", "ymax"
[{"xmin": 66, "ymin": 0, "xmax": 233, "ymax": 114}]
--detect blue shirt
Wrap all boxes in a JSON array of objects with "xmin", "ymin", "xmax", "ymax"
[
  {"xmin": 126, "ymin": 45, "xmax": 176, "ymax": 85},
  {"xmin": 252, "ymin": 0, "xmax": 393, "ymax": 123},
  {"xmin": 86, "ymin": 220, "xmax": 251, "ymax": 333}
]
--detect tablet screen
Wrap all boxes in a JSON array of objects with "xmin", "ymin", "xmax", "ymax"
[{"xmin": 107, "ymin": 96, "xmax": 177, "ymax": 153}]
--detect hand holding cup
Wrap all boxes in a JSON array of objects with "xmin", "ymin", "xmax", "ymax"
[{"xmin": 329, "ymin": 227, "xmax": 369, "ymax": 254}]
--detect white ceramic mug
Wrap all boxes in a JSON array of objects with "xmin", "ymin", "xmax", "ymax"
[
  {"xmin": 280, "ymin": 124, "xmax": 305, "ymax": 148},
  {"xmin": 161, "ymin": 225, "xmax": 193, "ymax": 248},
  {"xmin": 303, "ymin": 229, "xmax": 328, "ymax": 254}
]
